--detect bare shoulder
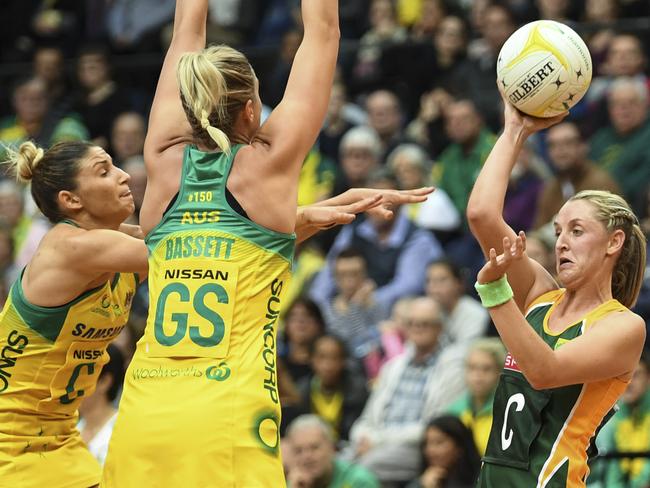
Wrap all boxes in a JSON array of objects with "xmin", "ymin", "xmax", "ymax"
[{"xmin": 594, "ymin": 308, "xmax": 646, "ymax": 338}]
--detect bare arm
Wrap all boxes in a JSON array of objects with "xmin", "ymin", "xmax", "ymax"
[
  {"xmin": 144, "ymin": 0, "xmax": 208, "ymax": 158},
  {"xmin": 66, "ymin": 229, "xmax": 149, "ymax": 276},
  {"xmin": 294, "ymin": 187, "xmax": 434, "ymax": 243},
  {"xmin": 467, "ymin": 100, "xmax": 565, "ymax": 310},
  {"xmin": 251, "ymin": 0, "xmax": 340, "ymax": 209},
  {"xmin": 487, "ymin": 299, "xmax": 644, "ymax": 389}
]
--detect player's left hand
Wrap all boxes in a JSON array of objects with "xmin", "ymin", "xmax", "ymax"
[{"xmin": 477, "ymin": 231, "xmax": 527, "ymax": 284}]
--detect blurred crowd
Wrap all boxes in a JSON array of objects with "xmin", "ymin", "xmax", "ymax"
[{"xmin": 2, "ymin": 0, "xmax": 650, "ymax": 487}]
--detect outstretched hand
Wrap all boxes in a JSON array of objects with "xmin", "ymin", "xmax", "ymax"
[
  {"xmin": 348, "ymin": 186, "xmax": 435, "ymax": 220},
  {"xmin": 298, "ymin": 195, "xmax": 383, "ymax": 231},
  {"xmin": 477, "ymin": 231, "xmax": 527, "ymax": 284}
]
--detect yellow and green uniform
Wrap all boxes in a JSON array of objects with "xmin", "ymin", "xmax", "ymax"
[
  {"xmin": 0, "ymin": 268, "xmax": 137, "ymax": 488},
  {"xmin": 479, "ymin": 289, "xmax": 629, "ymax": 488},
  {"xmin": 103, "ymin": 145, "xmax": 295, "ymax": 488},
  {"xmin": 447, "ymin": 390, "xmax": 495, "ymax": 456}
]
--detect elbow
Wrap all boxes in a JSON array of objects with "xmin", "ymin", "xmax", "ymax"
[{"xmin": 466, "ymin": 203, "xmax": 492, "ymax": 229}]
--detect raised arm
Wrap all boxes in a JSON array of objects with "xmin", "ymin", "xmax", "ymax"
[
  {"xmin": 144, "ymin": 0, "xmax": 208, "ymax": 158},
  {"xmin": 254, "ymin": 0, "xmax": 340, "ymax": 180},
  {"xmin": 140, "ymin": 0, "xmax": 209, "ymax": 233},
  {"xmin": 67, "ymin": 229, "xmax": 149, "ymax": 275},
  {"xmin": 466, "ymin": 100, "xmax": 564, "ymax": 310}
]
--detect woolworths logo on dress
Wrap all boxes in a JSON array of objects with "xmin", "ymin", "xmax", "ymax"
[{"xmin": 131, "ymin": 362, "xmax": 231, "ymax": 381}]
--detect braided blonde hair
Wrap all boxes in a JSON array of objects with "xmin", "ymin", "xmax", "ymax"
[{"xmin": 177, "ymin": 45, "xmax": 256, "ymax": 154}]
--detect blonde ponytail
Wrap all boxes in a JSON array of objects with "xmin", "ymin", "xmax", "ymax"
[
  {"xmin": 178, "ymin": 50, "xmax": 231, "ymax": 154},
  {"xmin": 5, "ymin": 141, "xmax": 44, "ymax": 184},
  {"xmin": 177, "ymin": 45, "xmax": 256, "ymax": 154}
]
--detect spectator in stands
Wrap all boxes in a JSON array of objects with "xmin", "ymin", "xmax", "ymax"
[
  {"xmin": 525, "ymin": 230, "xmax": 557, "ymax": 279},
  {"xmin": 110, "ymin": 112, "xmax": 146, "ymax": 166},
  {"xmin": 205, "ymin": 0, "xmax": 262, "ymax": 46},
  {"xmin": 311, "ymin": 171, "xmax": 443, "ymax": 316},
  {"xmin": 447, "ymin": 338, "xmax": 506, "ymax": 456},
  {"xmin": 322, "ymin": 249, "xmax": 383, "ymax": 359},
  {"xmin": 78, "ymin": 345, "xmax": 125, "ymax": 466},
  {"xmin": 589, "ymin": 77, "xmax": 650, "ymax": 211},
  {"xmin": 350, "ymin": 296, "xmax": 466, "ymax": 485},
  {"xmin": 596, "ymin": 352, "xmax": 650, "ymax": 488},
  {"xmin": 263, "ymin": 28, "xmax": 303, "ymax": 108},
  {"xmin": 286, "ymin": 414, "xmax": 380, "ymax": 488},
  {"xmin": 319, "ymin": 81, "xmax": 360, "ymax": 163},
  {"xmin": 583, "ymin": 32, "xmax": 648, "ymax": 135},
  {"xmin": 406, "ymin": 415, "xmax": 481, "ymax": 488},
  {"xmin": 293, "ymin": 335, "xmax": 368, "ymax": 441},
  {"xmin": 410, "ymin": 0, "xmax": 446, "ymax": 41},
  {"xmin": 0, "ymin": 181, "xmax": 49, "ymax": 280},
  {"xmin": 460, "ymin": 3, "xmax": 517, "ymax": 131},
  {"xmin": 73, "ymin": 45, "xmax": 133, "ymax": 147},
  {"xmin": 365, "ymin": 89, "xmax": 408, "ymax": 162},
  {"xmin": 405, "ymin": 87, "xmax": 453, "ymax": 158},
  {"xmin": 107, "ymin": 0, "xmax": 175, "ymax": 52},
  {"xmin": 280, "ymin": 297, "xmax": 327, "ymax": 384},
  {"xmin": 297, "ymin": 147, "xmax": 337, "ymax": 207},
  {"xmin": 436, "ymin": 99, "xmax": 496, "ymax": 219},
  {"xmin": 33, "ymin": 46, "xmax": 71, "ymax": 111},
  {"xmin": 364, "ymin": 296, "xmax": 412, "ymax": 380},
  {"xmin": 0, "ymin": 76, "xmax": 88, "ymax": 152},
  {"xmin": 425, "ymin": 259, "xmax": 488, "ymax": 346},
  {"xmin": 503, "ymin": 140, "xmax": 546, "ymax": 233},
  {"xmin": 332, "ymin": 126, "xmax": 382, "ymax": 196},
  {"xmin": 535, "ymin": 0, "xmax": 572, "ymax": 21},
  {"xmin": 0, "ymin": 224, "xmax": 15, "ymax": 306},
  {"xmin": 350, "ymin": 0, "xmax": 408, "ymax": 95},
  {"xmin": 387, "ymin": 143, "xmax": 461, "ymax": 240},
  {"xmin": 535, "ymin": 121, "xmax": 619, "ymax": 229}
]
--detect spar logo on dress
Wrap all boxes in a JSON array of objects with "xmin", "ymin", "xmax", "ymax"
[{"xmin": 503, "ymin": 352, "xmax": 521, "ymax": 372}]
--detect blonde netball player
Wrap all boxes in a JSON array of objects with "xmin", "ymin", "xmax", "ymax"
[
  {"xmin": 0, "ymin": 140, "xmax": 147, "ymax": 488},
  {"xmin": 467, "ymin": 97, "xmax": 646, "ymax": 487},
  {"xmin": 100, "ymin": 0, "xmax": 415, "ymax": 486}
]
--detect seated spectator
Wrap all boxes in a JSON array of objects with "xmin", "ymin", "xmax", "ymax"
[
  {"xmin": 286, "ymin": 414, "xmax": 379, "ymax": 488},
  {"xmin": 365, "ymin": 89, "xmax": 410, "ymax": 162},
  {"xmin": 110, "ymin": 112, "xmax": 146, "ymax": 167},
  {"xmin": 297, "ymin": 147, "xmax": 337, "ymax": 207},
  {"xmin": 350, "ymin": 297, "xmax": 466, "ymax": 484},
  {"xmin": 311, "ymin": 171, "xmax": 443, "ymax": 316},
  {"xmin": 535, "ymin": 122, "xmax": 619, "ymax": 229},
  {"xmin": 410, "ymin": 0, "xmax": 446, "ymax": 41},
  {"xmin": 319, "ymin": 81, "xmax": 364, "ymax": 163},
  {"xmin": 503, "ymin": 141, "xmax": 546, "ymax": 233},
  {"xmin": 596, "ymin": 352, "xmax": 650, "ymax": 488},
  {"xmin": 525, "ymin": 230, "xmax": 557, "ymax": 279},
  {"xmin": 349, "ymin": 0, "xmax": 408, "ymax": 96},
  {"xmin": 78, "ymin": 345, "xmax": 125, "ymax": 466},
  {"xmin": 447, "ymin": 338, "xmax": 506, "ymax": 456},
  {"xmin": 387, "ymin": 143, "xmax": 461, "ymax": 239},
  {"xmin": 331, "ymin": 126, "xmax": 382, "ymax": 196},
  {"xmin": 589, "ymin": 77, "xmax": 650, "ymax": 210},
  {"xmin": 280, "ymin": 298, "xmax": 327, "ymax": 384},
  {"xmin": 435, "ymin": 99, "xmax": 496, "ymax": 220},
  {"xmin": 32, "ymin": 45, "xmax": 72, "ymax": 111},
  {"xmin": 425, "ymin": 259, "xmax": 488, "ymax": 346},
  {"xmin": 322, "ymin": 249, "xmax": 383, "ymax": 358},
  {"xmin": 107, "ymin": 0, "xmax": 175, "ymax": 52},
  {"xmin": 73, "ymin": 45, "xmax": 133, "ymax": 147},
  {"xmin": 293, "ymin": 335, "xmax": 368, "ymax": 442},
  {"xmin": 364, "ymin": 296, "xmax": 412, "ymax": 380},
  {"xmin": 584, "ymin": 33, "xmax": 648, "ymax": 135},
  {"xmin": 405, "ymin": 415, "xmax": 481, "ymax": 488},
  {"xmin": 405, "ymin": 87, "xmax": 453, "ymax": 158},
  {"xmin": 0, "ymin": 181, "xmax": 49, "ymax": 280},
  {"xmin": 0, "ymin": 76, "xmax": 88, "ymax": 152},
  {"xmin": 205, "ymin": 0, "xmax": 263, "ymax": 47}
]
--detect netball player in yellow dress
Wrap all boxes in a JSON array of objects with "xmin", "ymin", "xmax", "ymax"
[{"xmin": 0, "ymin": 141, "xmax": 147, "ymax": 488}]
